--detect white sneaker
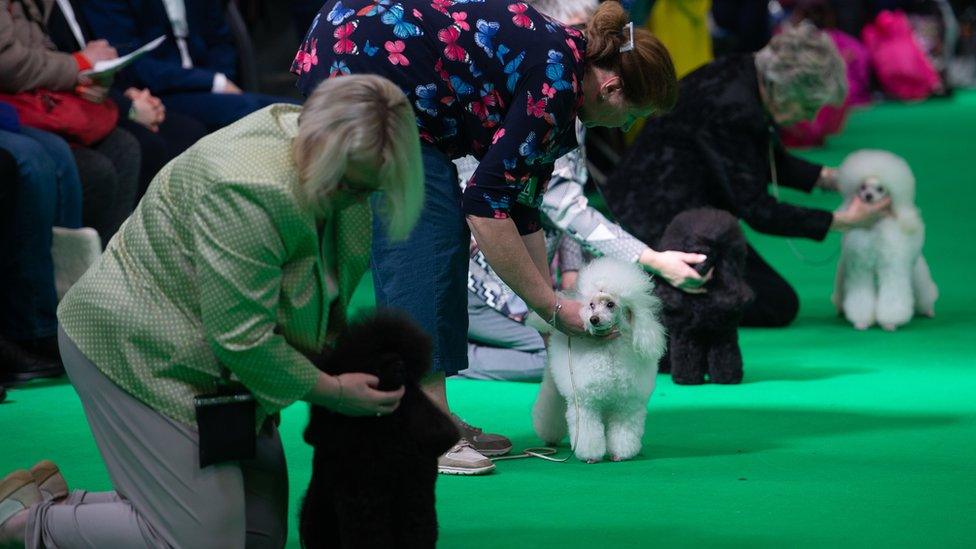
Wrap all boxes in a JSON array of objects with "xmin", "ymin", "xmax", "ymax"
[
  {"xmin": 437, "ymin": 439, "xmax": 495, "ymax": 476},
  {"xmin": 51, "ymin": 227, "xmax": 101, "ymax": 300}
]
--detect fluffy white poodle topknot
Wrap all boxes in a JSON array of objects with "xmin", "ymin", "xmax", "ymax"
[
  {"xmin": 833, "ymin": 149, "xmax": 938, "ymax": 330},
  {"xmin": 532, "ymin": 257, "xmax": 666, "ymax": 463}
]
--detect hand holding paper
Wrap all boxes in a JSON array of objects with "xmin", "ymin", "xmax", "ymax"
[{"xmin": 80, "ymin": 35, "xmax": 167, "ymax": 84}]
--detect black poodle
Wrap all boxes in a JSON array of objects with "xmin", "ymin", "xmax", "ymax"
[
  {"xmin": 655, "ymin": 208, "xmax": 754, "ymax": 384},
  {"xmin": 299, "ymin": 311, "xmax": 460, "ymax": 549}
]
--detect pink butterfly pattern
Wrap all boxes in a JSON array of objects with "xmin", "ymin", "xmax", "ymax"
[
  {"xmin": 437, "ymin": 25, "xmax": 469, "ymax": 63},
  {"xmin": 508, "ymin": 3, "xmax": 535, "ymax": 30},
  {"xmin": 385, "ymin": 40, "xmax": 409, "ymax": 65},
  {"xmin": 292, "ymin": 0, "xmax": 587, "ymax": 226},
  {"xmin": 333, "ymin": 21, "xmax": 359, "ymax": 55}
]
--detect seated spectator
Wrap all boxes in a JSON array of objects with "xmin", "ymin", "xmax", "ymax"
[
  {"xmin": 0, "ymin": 145, "xmax": 15, "ymax": 402},
  {"xmin": 46, "ymin": 0, "xmax": 208, "ymax": 198},
  {"xmin": 0, "ymin": 103, "xmax": 90, "ymax": 386},
  {"xmin": 0, "ymin": 0, "xmax": 140, "ymax": 242},
  {"xmin": 81, "ymin": 0, "xmax": 300, "ymax": 132}
]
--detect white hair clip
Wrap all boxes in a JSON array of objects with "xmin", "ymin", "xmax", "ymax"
[{"xmin": 619, "ymin": 21, "xmax": 634, "ymax": 53}]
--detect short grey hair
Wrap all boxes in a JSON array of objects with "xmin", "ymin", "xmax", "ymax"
[
  {"xmin": 755, "ymin": 22, "xmax": 847, "ymax": 109},
  {"xmin": 527, "ymin": 0, "xmax": 598, "ymax": 23},
  {"xmin": 294, "ymin": 75, "xmax": 424, "ymax": 240}
]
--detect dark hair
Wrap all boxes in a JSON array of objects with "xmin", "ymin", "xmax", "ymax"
[{"xmin": 584, "ymin": 1, "xmax": 677, "ymax": 112}]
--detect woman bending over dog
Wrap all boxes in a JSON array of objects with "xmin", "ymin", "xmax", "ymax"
[
  {"xmin": 0, "ymin": 75, "xmax": 424, "ymax": 549},
  {"xmin": 294, "ymin": 0, "xmax": 680, "ymax": 474},
  {"xmin": 598, "ymin": 23, "xmax": 892, "ymax": 327}
]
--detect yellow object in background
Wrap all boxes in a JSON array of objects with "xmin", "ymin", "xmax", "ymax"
[{"xmin": 626, "ymin": 0, "xmax": 713, "ymax": 141}]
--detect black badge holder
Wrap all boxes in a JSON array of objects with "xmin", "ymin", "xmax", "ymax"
[{"xmin": 194, "ymin": 368, "xmax": 256, "ymax": 468}]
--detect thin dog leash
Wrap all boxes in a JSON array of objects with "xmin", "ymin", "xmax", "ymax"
[
  {"xmin": 492, "ymin": 336, "xmax": 581, "ymax": 463},
  {"xmin": 768, "ymin": 139, "xmax": 840, "ymax": 266}
]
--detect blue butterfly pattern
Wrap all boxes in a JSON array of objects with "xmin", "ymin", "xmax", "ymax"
[
  {"xmin": 474, "ymin": 19, "xmax": 499, "ymax": 58},
  {"xmin": 545, "ymin": 49, "xmax": 572, "ymax": 91},
  {"xmin": 327, "ymin": 1, "xmax": 353, "ymax": 25},
  {"xmin": 414, "ymin": 83, "xmax": 439, "ymax": 116},
  {"xmin": 295, "ymin": 0, "xmax": 587, "ymax": 226},
  {"xmin": 381, "ymin": 4, "xmax": 424, "ymax": 39}
]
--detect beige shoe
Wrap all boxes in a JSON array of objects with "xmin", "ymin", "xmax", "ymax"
[
  {"xmin": 437, "ymin": 439, "xmax": 495, "ymax": 476},
  {"xmin": 0, "ymin": 470, "xmax": 41, "ymax": 533},
  {"xmin": 30, "ymin": 461, "xmax": 68, "ymax": 501}
]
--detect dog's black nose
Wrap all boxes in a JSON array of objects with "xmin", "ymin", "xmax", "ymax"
[
  {"xmin": 864, "ymin": 192, "xmax": 875, "ymax": 202},
  {"xmin": 590, "ymin": 316, "xmax": 600, "ymax": 325}
]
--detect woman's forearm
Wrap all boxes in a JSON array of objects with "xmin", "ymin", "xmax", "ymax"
[{"xmin": 467, "ymin": 215, "xmax": 556, "ymax": 317}]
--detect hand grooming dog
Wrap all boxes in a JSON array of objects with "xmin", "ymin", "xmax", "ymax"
[
  {"xmin": 532, "ymin": 258, "xmax": 666, "ymax": 463},
  {"xmin": 300, "ymin": 312, "xmax": 459, "ymax": 549},
  {"xmin": 833, "ymin": 150, "xmax": 938, "ymax": 330},
  {"xmin": 655, "ymin": 208, "xmax": 754, "ymax": 384}
]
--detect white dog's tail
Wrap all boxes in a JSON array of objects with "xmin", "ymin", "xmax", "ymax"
[{"xmin": 532, "ymin": 367, "xmax": 568, "ymax": 445}]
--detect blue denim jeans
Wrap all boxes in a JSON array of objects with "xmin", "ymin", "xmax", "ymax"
[
  {"xmin": 370, "ymin": 145, "xmax": 470, "ymax": 376},
  {"xmin": 0, "ymin": 127, "xmax": 83, "ymax": 339}
]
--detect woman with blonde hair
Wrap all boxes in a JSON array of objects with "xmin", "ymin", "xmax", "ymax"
[
  {"xmin": 600, "ymin": 22, "xmax": 892, "ymax": 328},
  {"xmin": 0, "ymin": 74, "xmax": 425, "ymax": 549},
  {"xmin": 294, "ymin": 0, "xmax": 678, "ymax": 475}
]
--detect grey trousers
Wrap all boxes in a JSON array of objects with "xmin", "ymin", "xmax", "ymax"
[
  {"xmin": 459, "ymin": 293, "xmax": 547, "ymax": 382},
  {"xmin": 25, "ymin": 328, "xmax": 289, "ymax": 548}
]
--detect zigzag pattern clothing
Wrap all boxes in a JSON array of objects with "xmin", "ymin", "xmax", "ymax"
[{"xmin": 293, "ymin": 0, "xmax": 586, "ymax": 234}]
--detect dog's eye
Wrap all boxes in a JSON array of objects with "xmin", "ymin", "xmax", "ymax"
[
  {"xmin": 606, "ymin": 301, "xmax": 615, "ymax": 309},
  {"xmin": 590, "ymin": 302, "xmax": 595, "ymax": 310}
]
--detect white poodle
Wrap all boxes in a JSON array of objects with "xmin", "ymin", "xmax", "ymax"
[
  {"xmin": 531, "ymin": 258, "xmax": 666, "ymax": 463},
  {"xmin": 832, "ymin": 150, "xmax": 939, "ymax": 330}
]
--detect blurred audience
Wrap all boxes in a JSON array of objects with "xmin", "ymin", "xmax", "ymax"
[
  {"xmin": 0, "ymin": 103, "xmax": 79, "ymax": 386},
  {"xmin": 81, "ymin": 0, "xmax": 299, "ymax": 132},
  {"xmin": 46, "ymin": 0, "xmax": 209, "ymax": 197},
  {"xmin": 0, "ymin": 0, "xmax": 139, "ymax": 241}
]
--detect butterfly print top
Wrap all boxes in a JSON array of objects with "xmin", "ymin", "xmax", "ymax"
[{"xmin": 293, "ymin": 0, "xmax": 587, "ymax": 234}]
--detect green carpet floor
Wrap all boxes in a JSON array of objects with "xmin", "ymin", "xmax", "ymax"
[{"xmin": 3, "ymin": 93, "xmax": 975, "ymax": 548}]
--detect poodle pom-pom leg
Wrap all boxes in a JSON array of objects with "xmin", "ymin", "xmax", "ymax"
[
  {"xmin": 567, "ymin": 405, "xmax": 606, "ymax": 463},
  {"xmin": 532, "ymin": 369, "xmax": 568, "ymax": 445},
  {"xmin": 707, "ymin": 330, "xmax": 743, "ymax": 384},
  {"xmin": 668, "ymin": 330, "xmax": 707, "ymax": 385},
  {"xmin": 606, "ymin": 407, "xmax": 647, "ymax": 462},
  {"xmin": 875, "ymin": 260, "xmax": 914, "ymax": 331},
  {"xmin": 842, "ymin": 267, "xmax": 877, "ymax": 330}
]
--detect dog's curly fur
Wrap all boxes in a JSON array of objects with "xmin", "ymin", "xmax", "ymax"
[
  {"xmin": 832, "ymin": 150, "xmax": 938, "ymax": 330},
  {"xmin": 299, "ymin": 311, "xmax": 459, "ymax": 549},
  {"xmin": 532, "ymin": 258, "xmax": 666, "ymax": 463},
  {"xmin": 655, "ymin": 208, "xmax": 754, "ymax": 384}
]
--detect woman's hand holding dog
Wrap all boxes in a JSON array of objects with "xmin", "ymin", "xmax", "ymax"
[
  {"xmin": 304, "ymin": 372, "xmax": 405, "ymax": 416},
  {"xmin": 831, "ymin": 196, "xmax": 892, "ymax": 231},
  {"xmin": 640, "ymin": 250, "xmax": 712, "ymax": 294},
  {"xmin": 553, "ymin": 299, "xmax": 588, "ymax": 336}
]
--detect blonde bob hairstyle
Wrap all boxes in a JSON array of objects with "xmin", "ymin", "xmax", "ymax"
[{"xmin": 293, "ymin": 75, "xmax": 424, "ymax": 241}]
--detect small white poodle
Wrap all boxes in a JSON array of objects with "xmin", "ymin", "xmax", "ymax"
[
  {"xmin": 531, "ymin": 258, "xmax": 666, "ymax": 463},
  {"xmin": 832, "ymin": 150, "xmax": 939, "ymax": 330}
]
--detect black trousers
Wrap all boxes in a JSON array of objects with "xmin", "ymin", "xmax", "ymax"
[
  {"xmin": 118, "ymin": 112, "xmax": 208, "ymax": 199},
  {"xmin": 741, "ymin": 245, "xmax": 800, "ymax": 328},
  {"xmin": 72, "ymin": 128, "xmax": 140, "ymax": 243}
]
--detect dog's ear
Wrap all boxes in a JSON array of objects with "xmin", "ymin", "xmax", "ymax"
[
  {"xmin": 893, "ymin": 206, "xmax": 923, "ymax": 235},
  {"xmin": 626, "ymin": 291, "xmax": 667, "ymax": 362}
]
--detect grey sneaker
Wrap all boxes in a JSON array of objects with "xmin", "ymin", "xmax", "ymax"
[
  {"xmin": 438, "ymin": 439, "xmax": 495, "ymax": 475},
  {"xmin": 452, "ymin": 414, "xmax": 512, "ymax": 457}
]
